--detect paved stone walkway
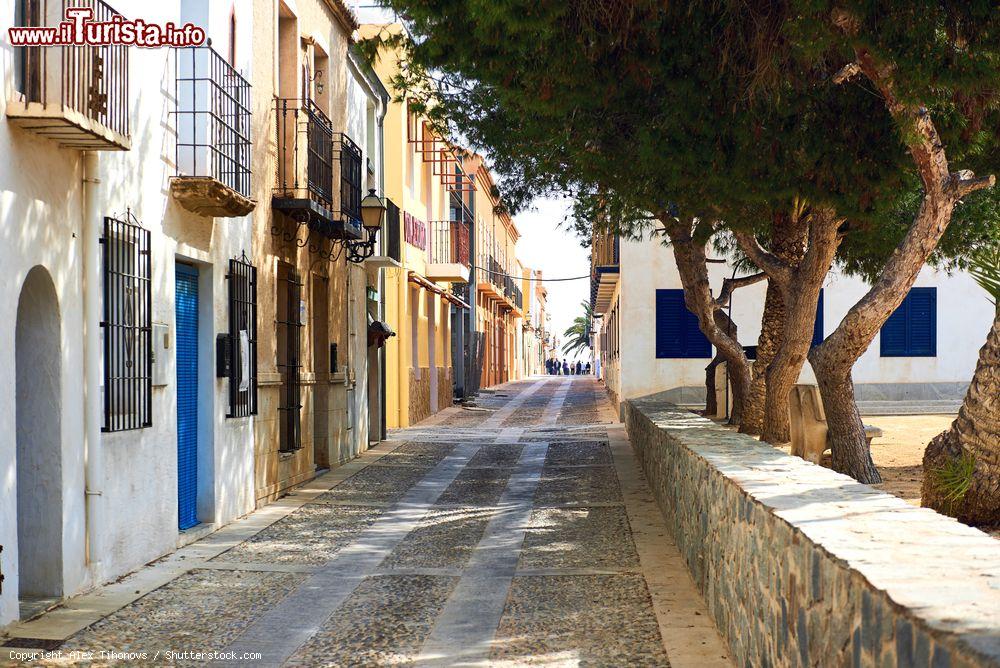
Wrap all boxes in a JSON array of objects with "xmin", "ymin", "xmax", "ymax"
[{"xmin": 3, "ymin": 376, "xmax": 730, "ymax": 667}]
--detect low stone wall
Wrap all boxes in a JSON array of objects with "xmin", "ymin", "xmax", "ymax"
[{"xmin": 625, "ymin": 392, "xmax": 1000, "ymax": 668}]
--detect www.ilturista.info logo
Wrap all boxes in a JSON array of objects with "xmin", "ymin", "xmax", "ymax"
[{"xmin": 8, "ymin": 7, "xmax": 206, "ymax": 48}]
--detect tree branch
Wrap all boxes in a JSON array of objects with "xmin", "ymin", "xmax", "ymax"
[
  {"xmin": 713, "ymin": 272, "xmax": 767, "ymax": 309},
  {"xmin": 951, "ymin": 172, "xmax": 996, "ymax": 199},
  {"xmin": 731, "ymin": 229, "xmax": 793, "ymax": 284}
]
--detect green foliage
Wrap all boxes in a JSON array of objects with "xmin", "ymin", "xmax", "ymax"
[
  {"xmin": 561, "ymin": 301, "xmax": 593, "ymax": 357},
  {"xmin": 969, "ymin": 245, "xmax": 1000, "ymax": 304},
  {"xmin": 932, "ymin": 453, "xmax": 977, "ymax": 507},
  {"xmin": 370, "ymin": 0, "xmax": 1000, "ymax": 276}
]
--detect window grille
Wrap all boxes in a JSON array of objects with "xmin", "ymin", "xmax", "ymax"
[
  {"xmin": 101, "ymin": 214, "xmax": 152, "ymax": 432},
  {"xmin": 337, "ymin": 133, "xmax": 363, "ymax": 223},
  {"xmin": 226, "ymin": 255, "xmax": 258, "ymax": 417},
  {"xmin": 277, "ymin": 264, "xmax": 302, "ymax": 451}
]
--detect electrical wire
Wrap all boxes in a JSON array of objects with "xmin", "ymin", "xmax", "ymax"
[{"xmin": 475, "ymin": 266, "xmax": 592, "ymax": 282}]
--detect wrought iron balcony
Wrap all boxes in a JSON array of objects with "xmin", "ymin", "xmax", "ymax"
[
  {"xmin": 7, "ymin": 0, "xmax": 130, "ymax": 150},
  {"xmin": 272, "ymin": 99, "xmax": 363, "ymax": 241},
  {"xmin": 591, "ymin": 230, "xmax": 620, "ymax": 316},
  {"xmin": 426, "ymin": 220, "xmax": 471, "ymax": 283},
  {"xmin": 171, "ymin": 46, "xmax": 254, "ymax": 217}
]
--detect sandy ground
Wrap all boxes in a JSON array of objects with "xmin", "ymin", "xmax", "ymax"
[{"xmin": 865, "ymin": 414, "xmax": 956, "ymax": 505}]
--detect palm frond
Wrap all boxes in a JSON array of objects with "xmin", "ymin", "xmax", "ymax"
[{"xmin": 969, "ymin": 246, "xmax": 1000, "ymax": 304}]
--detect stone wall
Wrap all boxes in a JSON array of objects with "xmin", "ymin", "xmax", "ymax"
[
  {"xmin": 624, "ymin": 392, "xmax": 1000, "ymax": 668},
  {"xmin": 437, "ymin": 366, "xmax": 453, "ymax": 412},
  {"xmin": 408, "ymin": 367, "xmax": 432, "ymax": 425}
]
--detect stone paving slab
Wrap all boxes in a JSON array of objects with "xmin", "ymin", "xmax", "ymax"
[
  {"xmin": 544, "ymin": 441, "xmax": 613, "ymax": 467},
  {"xmin": 434, "ymin": 466, "xmax": 514, "ymax": 507},
  {"xmin": 382, "ymin": 506, "xmax": 495, "ymax": 570},
  {"xmin": 533, "ymin": 465, "xmax": 624, "ymax": 506},
  {"xmin": 50, "ymin": 570, "xmax": 306, "ymax": 665},
  {"xmin": 375, "ymin": 442, "xmax": 458, "ymax": 467},
  {"xmin": 284, "ymin": 574, "xmax": 458, "ymax": 668},
  {"xmin": 211, "ymin": 504, "xmax": 384, "ymax": 565},
  {"xmin": 466, "ymin": 443, "xmax": 525, "ymax": 469},
  {"xmin": 310, "ymin": 463, "xmax": 434, "ymax": 504},
  {"xmin": 491, "ymin": 574, "xmax": 671, "ymax": 667},
  {"xmin": 519, "ymin": 506, "xmax": 640, "ymax": 570}
]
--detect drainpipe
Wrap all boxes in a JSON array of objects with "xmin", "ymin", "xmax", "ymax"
[{"xmin": 82, "ymin": 151, "xmax": 104, "ymax": 578}]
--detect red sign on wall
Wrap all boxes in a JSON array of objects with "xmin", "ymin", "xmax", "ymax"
[{"xmin": 404, "ymin": 212, "xmax": 427, "ymax": 250}]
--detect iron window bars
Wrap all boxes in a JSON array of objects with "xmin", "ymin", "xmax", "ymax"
[
  {"xmin": 336, "ymin": 133, "xmax": 363, "ymax": 225},
  {"xmin": 275, "ymin": 98, "xmax": 335, "ymax": 207},
  {"xmin": 174, "ymin": 46, "xmax": 252, "ymax": 198},
  {"xmin": 277, "ymin": 265, "xmax": 302, "ymax": 451},
  {"xmin": 16, "ymin": 0, "xmax": 130, "ymax": 141},
  {"xmin": 226, "ymin": 255, "xmax": 258, "ymax": 417},
  {"xmin": 101, "ymin": 214, "xmax": 152, "ymax": 432}
]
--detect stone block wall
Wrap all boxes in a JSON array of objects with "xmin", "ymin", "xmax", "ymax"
[
  {"xmin": 408, "ymin": 367, "xmax": 432, "ymax": 425},
  {"xmin": 624, "ymin": 393, "xmax": 1000, "ymax": 668}
]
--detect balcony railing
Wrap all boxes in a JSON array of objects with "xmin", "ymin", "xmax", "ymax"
[
  {"xmin": 172, "ymin": 46, "xmax": 253, "ymax": 216},
  {"xmin": 488, "ymin": 255, "xmax": 504, "ymax": 288},
  {"xmin": 8, "ymin": 0, "xmax": 129, "ymax": 149},
  {"xmin": 272, "ymin": 100, "xmax": 363, "ymax": 242},
  {"xmin": 275, "ymin": 98, "xmax": 334, "ymax": 207},
  {"xmin": 428, "ymin": 221, "xmax": 471, "ymax": 267}
]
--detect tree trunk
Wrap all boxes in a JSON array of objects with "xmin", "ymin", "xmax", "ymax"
[
  {"xmin": 704, "ymin": 355, "xmax": 722, "ymax": 417},
  {"xmin": 810, "ymin": 33, "xmax": 994, "ymax": 482},
  {"xmin": 743, "ymin": 281, "xmax": 783, "ymax": 435},
  {"xmin": 922, "ymin": 307, "xmax": 1000, "ymax": 523},
  {"xmin": 733, "ymin": 207, "xmax": 840, "ymax": 446},
  {"xmin": 661, "ymin": 217, "xmax": 753, "ymax": 424},
  {"xmin": 813, "ymin": 361, "xmax": 882, "ymax": 483}
]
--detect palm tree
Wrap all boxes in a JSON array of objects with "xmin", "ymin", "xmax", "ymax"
[
  {"xmin": 562, "ymin": 301, "xmax": 593, "ymax": 357},
  {"xmin": 922, "ymin": 246, "xmax": 1000, "ymax": 524}
]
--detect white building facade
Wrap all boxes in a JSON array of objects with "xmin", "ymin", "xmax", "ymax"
[
  {"xmin": 0, "ymin": 0, "xmax": 262, "ymax": 627},
  {"xmin": 593, "ymin": 232, "xmax": 995, "ymax": 416}
]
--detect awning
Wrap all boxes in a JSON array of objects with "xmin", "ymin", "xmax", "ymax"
[
  {"xmin": 442, "ymin": 292, "xmax": 471, "ymax": 310},
  {"xmin": 408, "ymin": 271, "xmax": 470, "ymax": 310},
  {"xmin": 407, "ymin": 270, "xmax": 443, "ymax": 294}
]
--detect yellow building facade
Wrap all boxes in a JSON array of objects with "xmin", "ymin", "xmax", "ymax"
[{"xmin": 363, "ymin": 24, "xmax": 471, "ymax": 428}]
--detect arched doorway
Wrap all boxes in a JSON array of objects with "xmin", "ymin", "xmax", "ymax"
[{"xmin": 15, "ymin": 266, "xmax": 63, "ymax": 617}]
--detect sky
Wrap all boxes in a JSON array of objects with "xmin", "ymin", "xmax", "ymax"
[{"xmin": 514, "ymin": 197, "xmax": 592, "ymax": 361}]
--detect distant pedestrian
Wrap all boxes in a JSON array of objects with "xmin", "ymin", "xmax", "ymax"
[
  {"xmin": 585, "ymin": 362, "xmax": 591, "ymax": 374},
  {"xmin": 575, "ymin": 361, "xmax": 582, "ymax": 375},
  {"xmin": 545, "ymin": 358, "xmax": 552, "ymax": 375},
  {"xmin": 562, "ymin": 360, "xmax": 570, "ymax": 375}
]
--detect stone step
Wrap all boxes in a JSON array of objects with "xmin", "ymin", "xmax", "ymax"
[{"xmin": 857, "ymin": 400, "xmax": 962, "ymax": 416}]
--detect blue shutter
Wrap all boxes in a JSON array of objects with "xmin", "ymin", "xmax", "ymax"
[
  {"xmin": 811, "ymin": 289, "xmax": 824, "ymax": 347},
  {"xmin": 656, "ymin": 289, "xmax": 712, "ymax": 358},
  {"xmin": 880, "ymin": 287, "xmax": 936, "ymax": 357},
  {"xmin": 907, "ymin": 288, "xmax": 936, "ymax": 356},
  {"xmin": 176, "ymin": 264, "xmax": 199, "ymax": 531}
]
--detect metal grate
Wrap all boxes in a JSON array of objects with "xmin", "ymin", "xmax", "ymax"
[
  {"xmin": 336, "ymin": 133, "xmax": 362, "ymax": 224},
  {"xmin": 174, "ymin": 46, "xmax": 252, "ymax": 198},
  {"xmin": 277, "ymin": 264, "xmax": 302, "ymax": 451},
  {"xmin": 101, "ymin": 214, "xmax": 152, "ymax": 432},
  {"xmin": 19, "ymin": 0, "xmax": 130, "ymax": 140},
  {"xmin": 226, "ymin": 255, "xmax": 258, "ymax": 417},
  {"xmin": 275, "ymin": 99, "xmax": 334, "ymax": 206}
]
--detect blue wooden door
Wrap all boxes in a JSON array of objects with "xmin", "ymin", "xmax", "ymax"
[{"xmin": 176, "ymin": 264, "xmax": 199, "ymax": 530}]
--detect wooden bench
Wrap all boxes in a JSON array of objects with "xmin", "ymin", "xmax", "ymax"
[{"xmin": 789, "ymin": 384, "xmax": 882, "ymax": 464}]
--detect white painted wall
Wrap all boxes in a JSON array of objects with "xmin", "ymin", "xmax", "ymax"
[
  {"xmin": 614, "ymin": 234, "xmax": 994, "ymax": 403},
  {"xmin": 0, "ymin": 0, "xmax": 256, "ymax": 628}
]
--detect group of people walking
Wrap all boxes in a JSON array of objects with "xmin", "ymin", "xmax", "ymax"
[{"xmin": 545, "ymin": 358, "xmax": 591, "ymax": 376}]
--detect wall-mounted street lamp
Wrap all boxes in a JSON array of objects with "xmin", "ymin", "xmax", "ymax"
[{"xmin": 346, "ymin": 189, "xmax": 386, "ymax": 264}]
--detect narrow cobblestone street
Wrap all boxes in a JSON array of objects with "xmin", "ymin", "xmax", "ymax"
[{"xmin": 5, "ymin": 377, "xmax": 730, "ymax": 667}]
